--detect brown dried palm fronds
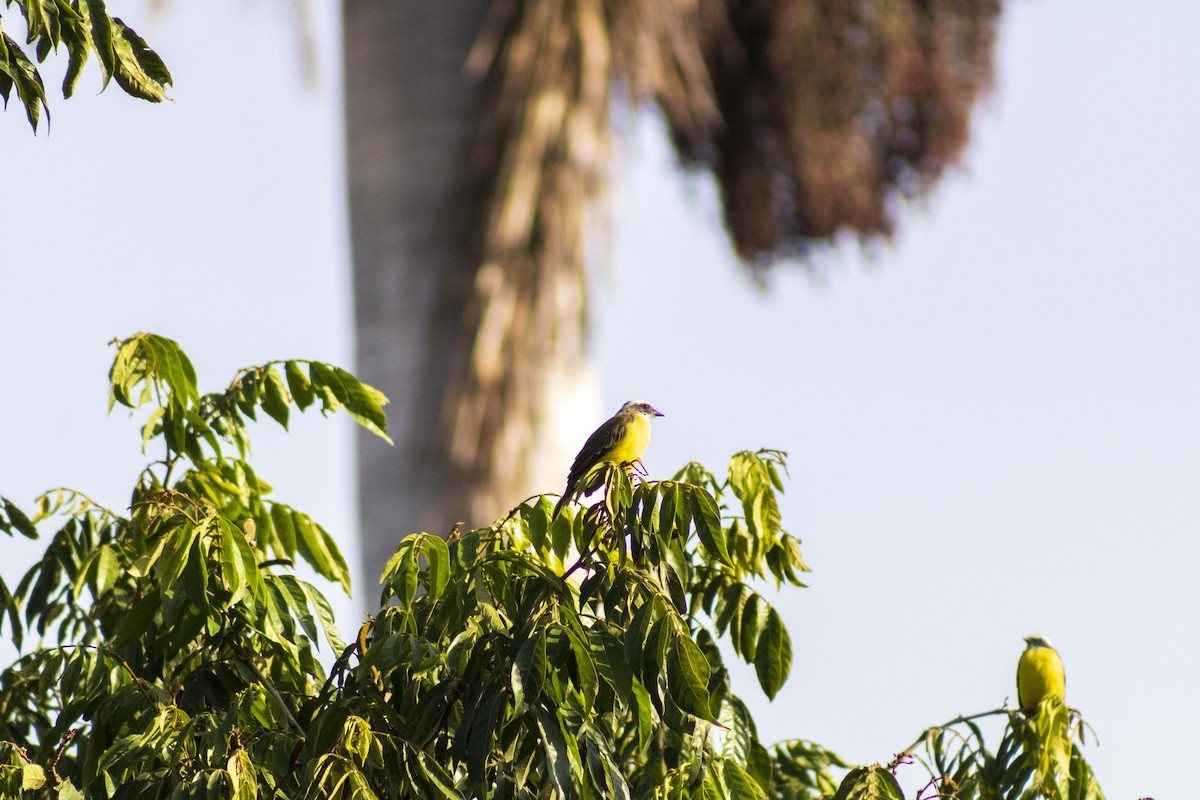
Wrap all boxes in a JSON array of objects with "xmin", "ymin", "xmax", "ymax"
[
  {"xmin": 441, "ymin": 0, "xmax": 1001, "ymax": 522},
  {"xmin": 673, "ymin": 0, "xmax": 1002, "ymax": 266}
]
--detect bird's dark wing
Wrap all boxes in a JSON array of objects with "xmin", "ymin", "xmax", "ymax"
[{"xmin": 565, "ymin": 413, "xmax": 630, "ymax": 490}]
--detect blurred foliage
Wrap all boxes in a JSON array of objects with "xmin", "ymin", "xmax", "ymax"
[
  {"xmin": 1, "ymin": 0, "xmax": 170, "ymax": 131},
  {"xmin": 0, "ymin": 335, "xmax": 1107, "ymax": 798}
]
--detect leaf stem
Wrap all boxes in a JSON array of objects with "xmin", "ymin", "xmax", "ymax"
[{"xmin": 237, "ymin": 651, "xmax": 306, "ymax": 737}]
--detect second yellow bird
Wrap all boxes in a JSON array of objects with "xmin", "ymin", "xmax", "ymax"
[{"xmin": 1016, "ymin": 634, "xmax": 1066, "ymax": 711}]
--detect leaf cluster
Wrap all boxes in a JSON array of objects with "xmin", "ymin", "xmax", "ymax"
[
  {"xmin": 319, "ymin": 447, "xmax": 824, "ymax": 800},
  {"xmin": 828, "ymin": 698, "xmax": 1105, "ymax": 800},
  {"xmin": 1, "ymin": 0, "xmax": 169, "ymax": 131},
  {"xmin": 906, "ymin": 699, "xmax": 1104, "ymax": 800},
  {"xmin": 0, "ymin": 334, "xmax": 1112, "ymax": 800},
  {"xmin": 0, "ymin": 333, "xmax": 388, "ymax": 796}
]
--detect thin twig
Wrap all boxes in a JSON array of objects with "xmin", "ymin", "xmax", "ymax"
[
  {"xmin": 892, "ymin": 707, "xmax": 1011, "ymax": 764},
  {"xmin": 237, "ymin": 653, "xmax": 306, "ymax": 737},
  {"xmin": 562, "ymin": 543, "xmax": 599, "ymax": 581}
]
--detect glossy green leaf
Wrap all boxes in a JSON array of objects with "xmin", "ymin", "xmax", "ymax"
[
  {"xmin": 667, "ymin": 633, "xmax": 716, "ymax": 722},
  {"xmin": 738, "ymin": 594, "xmax": 765, "ymax": 660},
  {"xmin": 690, "ymin": 488, "xmax": 731, "ymax": 566},
  {"xmin": 424, "ymin": 533, "xmax": 450, "ymax": 601},
  {"xmin": 3, "ymin": 500, "xmax": 38, "ymax": 539},
  {"xmin": 754, "ymin": 608, "xmax": 792, "ymax": 700},
  {"xmin": 1, "ymin": 32, "xmax": 48, "ymax": 130},
  {"xmin": 270, "ymin": 503, "xmax": 297, "ymax": 555},
  {"xmin": 81, "ymin": 0, "xmax": 115, "ymax": 87},
  {"xmin": 110, "ymin": 18, "xmax": 170, "ymax": 101}
]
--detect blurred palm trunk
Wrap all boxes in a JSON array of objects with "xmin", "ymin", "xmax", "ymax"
[
  {"xmin": 343, "ymin": 1, "xmax": 598, "ymax": 591},
  {"xmin": 343, "ymin": 1, "xmax": 495, "ymax": 582}
]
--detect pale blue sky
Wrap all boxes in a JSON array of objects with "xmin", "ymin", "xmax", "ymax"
[{"xmin": 3, "ymin": 2, "xmax": 1198, "ymax": 798}]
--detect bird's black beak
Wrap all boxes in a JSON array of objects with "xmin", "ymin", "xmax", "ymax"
[{"xmin": 654, "ymin": 409, "xmax": 665, "ymax": 417}]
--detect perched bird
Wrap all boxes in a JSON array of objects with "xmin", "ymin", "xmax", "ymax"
[
  {"xmin": 552, "ymin": 401, "xmax": 664, "ymax": 519},
  {"xmin": 1016, "ymin": 634, "xmax": 1066, "ymax": 711}
]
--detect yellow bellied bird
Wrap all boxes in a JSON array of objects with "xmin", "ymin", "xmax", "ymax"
[
  {"xmin": 1016, "ymin": 634, "xmax": 1066, "ymax": 711},
  {"xmin": 552, "ymin": 401, "xmax": 664, "ymax": 519}
]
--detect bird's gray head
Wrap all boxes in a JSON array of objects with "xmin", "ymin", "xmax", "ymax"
[
  {"xmin": 1023, "ymin": 635, "xmax": 1053, "ymax": 649},
  {"xmin": 620, "ymin": 400, "xmax": 665, "ymax": 418}
]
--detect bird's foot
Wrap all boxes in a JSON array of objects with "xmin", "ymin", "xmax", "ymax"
[{"xmin": 622, "ymin": 458, "xmax": 649, "ymax": 478}]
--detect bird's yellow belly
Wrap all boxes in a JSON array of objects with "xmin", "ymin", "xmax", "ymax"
[
  {"xmin": 1017, "ymin": 648, "xmax": 1065, "ymax": 708},
  {"xmin": 605, "ymin": 414, "xmax": 651, "ymax": 466}
]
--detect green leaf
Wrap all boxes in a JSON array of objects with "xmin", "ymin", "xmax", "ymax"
[
  {"xmin": 109, "ymin": 18, "xmax": 170, "ymax": 101},
  {"xmin": 293, "ymin": 512, "xmax": 351, "ymax": 595},
  {"xmin": 465, "ymin": 691, "xmax": 502, "ymax": 785},
  {"xmin": 58, "ymin": 2, "xmax": 89, "ymax": 99},
  {"xmin": 21, "ymin": 763, "xmax": 45, "ymax": 790},
  {"xmin": 566, "ymin": 625, "xmax": 599, "ymax": 711},
  {"xmin": 424, "ymin": 534, "xmax": 450, "ymax": 601},
  {"xmin": 336, "ymin": 367, "xmax": 392, "ymax": 444},
  {"xmin": 738, "ymin": 594, "xmax": 765, "ymax": 660},
  {"xmin": 667, "ymin": 633, "xmax": 716, "ymax": 722},
  {"xmin": 407, "ymin": 749, "xmax": 464, "ymax": 799},
  {"xmin": 309, "ymin": 361, "xmax": 347, "ymax": 406},
  {"xmin": 154, "ymin": 521, "xmax": 199, "ymax": 587},
  {"xmin": 722, "ymin": 759, "xmax": 766, "ymax": 800},
  {"xmin": 73, "ymin": 543, "xmax": 119, "ymax": 601},
  {"xmin": 690, "ymin": 487, "xmax": 731, "ymax": 566},
  {"xmin": 24, "ymin": 0, "xmax": 48, "ymax": 40},
  {"xmin": 589, "ymin": 629, "xmax": 633, "ymax": 701},
  {"xmin": 218, "ymin": 518, "xmax": 264, "ymax": 604},
  {"xmin": 179, "ymin": 535, "xmax": 209, "ymax": 610},
  {"xmin": 717, "ymin": 696, "xmax": 756, "ymax": 763},
  {"xmin": 3, "ymin": 500, "xmax": 38, "ymax": 539},
  {"xmin": 111, "ymin": 590, "xmax": 161, "ymax": 647},
  {"xmin": 308, "ymin": 362, "xmax": 392, "ymax": 443},
  {"xmin": 218, "ymin": 518, "xmax": 248, "ymax": 603},
  {"xmin": 261, "ymin": 366, "xmax": 290, "ymax": 429},
  {"xmin": 512, "ymin": 633, "xmax": 547, "ymax": 713},
  {"xmin": 0, "ymin": 33, "xmax": 48, "ymax": 131},
  {"xmin": 140, "ymin": 405, "xmax": 165, "ymax": 452},
  {"xmin": 270, "ymin": 503, "xmax": 297, "ymax": 555},
  {"xmin": 143, "ymin": 333, "xmax": 199, "ymax": 404},
  {"xmin": 81, "ymin": 0, "xmax": 114, "ymax": 87},
  {"xmin": 754, "ymin": 608, "xmax": 792, "ymax": 700},
  {"xmin": 285, "ymin": 360, "xmax": 315, "ymax": 410},
  {"xmin": 57, "ymin": 778, "xmax": 85, "ymax": 800},
  {"xmin": 301, "ymin": 578, "xmax": 347, "ymax": 652},
  {"xmin": 0, "ymin": 578, "xmax": 22, "ymax": 650},
  {"xmin": 629, "ymin": 680, "xmax": 654, "ymax": 752},
  {"xmin": 831, "ymin": 766, "xmax": 904, "ymax": 800},
  {"xmin": 523, "ymin": 497, "xmax": 551, "ymax": 555},
  {"xmin": 533, "ymin": 707, "xmax": 576, "ymax": 800}
]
